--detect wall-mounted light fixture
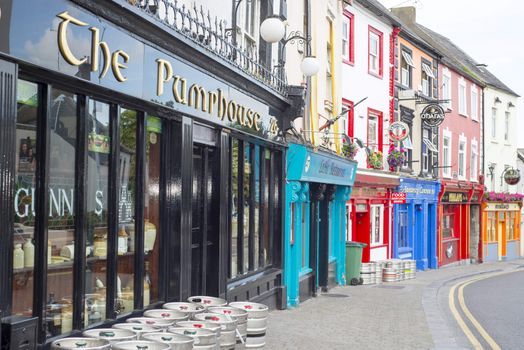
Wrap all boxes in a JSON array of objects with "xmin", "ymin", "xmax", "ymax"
[
  {"xmin": 508, "ymin": 102, "xmax": 515, "ymax": 108},
  {"xmin": 494, "ymin": 97, "xmax": 502, "ymax": 104},
  {"xmin": 259, "ymin": 15, "xmax": 319, "ymax": 79}
]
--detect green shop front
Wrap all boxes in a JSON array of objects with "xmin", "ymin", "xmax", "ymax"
[
  {"xmin": 0, "ymin": 0, "xmax": 292, "ymax": 347},
  {"xmin": 284, "ymin": 143, "xmax": 357, "ymax": 307}
]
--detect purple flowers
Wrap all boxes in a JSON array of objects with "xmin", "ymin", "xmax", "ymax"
[
  {"xmin": 387, "ymin": 144, "xmax": 406, "ymax": 170},
  {"xmin": 484, "ymin": 192, "xmax": 524, "ymax": 203},
  {"xmin": 341, "ymin": 142, "xmax": 359, "ymax": 159}
]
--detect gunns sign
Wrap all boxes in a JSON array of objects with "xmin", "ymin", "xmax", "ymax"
[{"xmin": 3, "ymin": 1, "xmax": 280, "ymax": 139}]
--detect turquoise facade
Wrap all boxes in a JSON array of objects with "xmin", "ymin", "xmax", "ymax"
[{"xmin": 284, "ymin": 143, "xmax": 357, "ymax": 307}]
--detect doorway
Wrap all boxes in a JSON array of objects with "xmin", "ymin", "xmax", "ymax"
[{"xmin": 191, "ymin": 144, "xmax": 220, "ymax": 296}]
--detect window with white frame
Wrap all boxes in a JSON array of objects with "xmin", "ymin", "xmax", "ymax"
[
  {"xmin": 459, "ymin": 80, "xmax": 467, "ymax": 115},
  {"xmin": 491, "ymin": 107, "xmax": 497, "ymax": 139},
  {"xmin": 443, "ymin": 133, "xmax": 451, "ymax": 177},
  {"xmin": 458, "ymin": 137, "xmax": 467, "ymax": 179},
  {"xmin": 370, "ymin": 205, "xmax": 384, "ymax": 245},
  {"xmin": 342, "ymin": 11, "xmax": 354, "ymax": 64},
  {"xmin": 504, "ymin": 111, "xmax": 510, "ymax": 142},
  {"xmin": 442, "ymin": 72, "xmax": 451, "ymax": 110},
  {"xmin": 236, "ymin": 0, "xmax": 259, "ymax": 55},
  {"xmin": 368, "ymin": 112, "xmax": 379, "ymax": 151},
  {"xmin": 422, "ymin": 128, "xmax": 429, "ymax": 173},
  {"xmin": 470, "ymin": 141, "xmax": 478, "ymax": 181},
  {"xmin": 368, "ymin": 27, "xmax": 382, "ymax": 76},
  {"xmin": 421, "ymin": 62, "xmax": 434, "ymax": 97},
  {"xmin": 401, "ymin": 50, "xmax": 415, "ymax": 87},
  {"xmin": 471, "ymin": 87, "xmax": 478, "ymax": 120}
]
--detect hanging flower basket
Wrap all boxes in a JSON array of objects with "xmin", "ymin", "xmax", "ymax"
[
  {"xmin": 387, "ymin": 144, "xmax": 406, "ymax": 171},
  {"xmin": 367, "ymin": 151, "xmax": 383, "ymax": 170},
  {"xmin": 483, "ymin": 192, "xmax": 524, "ymax": 203},
  {"xmin": 341, "ymin": 142, "xmax": 359, "ymax": 160}
]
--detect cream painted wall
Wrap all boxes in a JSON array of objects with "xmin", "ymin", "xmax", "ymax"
[
  {"xmin": 341, "ymin": 1, "xmax": 392, "ymax": 168},
  {"xmin": 483, "ymin": 87, "xmax": 519, "ymax": 193}
]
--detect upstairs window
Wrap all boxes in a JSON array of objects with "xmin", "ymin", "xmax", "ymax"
[
  {"xmin": 236, "ymin": 0, "xmax": 259, "ymax": 55},
  {"xmin": 471, "ymin": 87, "xmax": 478, "ymax": 120},
  {"xmin": 367, "ymin": 109, "xmax": 383, "ymax": 152},
  {"xmin": 458, "ymin": 80, "xmax": 467, "ymax": 116},
  {"xmin": 504, "ymin": 111, "xmax": 510, "ymax": 142},
  {"xmin": 421, "ymin": 62, "xmax": 435, "ymax": 97},
  {"xmin": 491, "ymin": 107, "xmax": 497, "ymax": 139},
  {"xmin": 458, "ymin": 138, "xmax": 467, "ymax": 179},
  {"xmin": 368, "ymin": 26, "xmax": 383, "ymax": 77},
  {"xmin": 342, "ymin": 99, "xmax": 354, "ymax": 138},
  {"xmin": 442, "ymin": 133, "xmax": 451, "ymax": 177},
  {"xmin": 442, "ymin": 73, "xmax": 452, "ymax": 110},
  {"xmin": 400, "ymin": 50, "xmax": 415, "ymax": 87},
  {"xmin": 470, "ymin": 141, "xmax": 478, "ymax": 181},
  {"xmin": 342, "ymin": 11, "xmax": 354, "ymax": 64}
]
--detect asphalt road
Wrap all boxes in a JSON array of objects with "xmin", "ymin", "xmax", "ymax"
[{"xmin": 463, "ymin": 269, "xmax": 524, "ymax": 350}]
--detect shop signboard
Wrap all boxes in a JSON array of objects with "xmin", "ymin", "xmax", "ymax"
[
  {"xmin": 397, "ymin": 178, "xmax": 439, "ymax": 201},
  {"xmin": 504, "ymin": 168, "xmax": 521, "ymax": 185},
  {"xmin": 420, "ymin": 104, "xmax": 445, "ymax": 128},
  {"xmin": 485, "ymin": 203, "xmax": 521, "ymax": 211},
  {"xmin": 442, "ymin": 192, "xmax": 468, "ymax": 203},
  {"xmin": 1, "ymin": 0, "xmax": 281, "ymax": 140},
  {"xmin": 388, "ymin": 121, "xmax": 410, "ymax": 142},
  {"xmin": 287, "ymin": 143, "xmax": 357, "ymax": 187},
  {"xmin": 391, "ymin": 192, "xmax": 406, "ymax": 204}
]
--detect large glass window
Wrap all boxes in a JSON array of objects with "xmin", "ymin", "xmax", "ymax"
[
  {"xmin": 487, "ymin": 212, "xmax": 497, "ymax": 242},
  {"xmin": 398, "ymin": 209, "xmax": 409, "ymax": 250},
  {"xmin": 116, "ymin": 109, "xmax": 137, "ymax": 315},
  {"xmin": 229, "ymin": 139, "xmax": 278, "ymax": 279},
  {"xmin": 45, "ymin": 88, "xmax": 77, "ymax": 337},
  {"xmin": 85, "ymin": 99, "xmax": 110, "ymax": 327},
  {"xmin": 145, "ymin": 116, "xmax": 162, "ymax": 307},
  {"xmin": 442, "ymin": 205, "xmax": 455, "ymax": 238},
  {"xmin": 13, "ymin": 80, "xmax": 38, "ymax": 317},
  {"xmin": 506, "ymin": 212, "xmax": 516, "ymax": 240}
]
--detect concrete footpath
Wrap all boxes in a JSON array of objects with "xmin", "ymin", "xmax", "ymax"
[{"xmin": 265, "ymin": 259, "xmax": 524, "ymax": 350}]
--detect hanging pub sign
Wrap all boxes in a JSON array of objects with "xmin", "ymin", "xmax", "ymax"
[
  {"xmin": 388, "ymin": 121, "xmax": 410, "ymax": 142},
  {"xmin": 504, "ymin": 168, "xmax": 521, "ymax": 185},
  {"xmin": 420, "ymin": 104, "xmax": 445, "ymax": 128},
  {"xmin": 442, "ymin": 192, "xmax": 468, "ymax": 203}
]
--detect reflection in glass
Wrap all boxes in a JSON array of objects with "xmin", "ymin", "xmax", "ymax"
[
  {"xmin": 117, "ymin": 109, "xmax": 137, "ymax": 315},
  {"xmin": 12, "ymin": 80, "xmax": 38, "ymax": 317},
  {"xmin": 230, "ymin": 139, "xmax": 239, "ymax": 278},
  {"xmin": 45, "ymin": 88, "xmax": 77, "ymax": 337},
  {"xmin": 85, "ymin": 100, "xmax": 110, "ymax": 327},
  {"xmin": 262, "ymin": 150, "xmax": 271, "ymax": 266},
  {"xmin": 243, "ymin": 143, "xmax": 251, "ymax": 273},
  {"xmin": 145, "ymin": 116, "xmax": 161, "ymax": 306},
  {"xmin": 253, "ymin": 145, "xmax": 260, "ymax": 270}
]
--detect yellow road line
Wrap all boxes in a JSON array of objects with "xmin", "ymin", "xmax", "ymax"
[
  {"xmin": 449, "ymin": 271, "xmax": 518, "ymax": 350},
  {"xmin": 448, "ymin": 281, "xmax": 484, "ymax": 350},
  {"xmin": 458, "ymin": 279, "xmax": 501, "ymax": 350}
]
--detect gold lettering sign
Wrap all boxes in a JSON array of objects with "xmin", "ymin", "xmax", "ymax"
[
  {"xmin": 57, "ymin": 12, "xmax": 129, "ymax": 82},
  {"xmin": 155, "ymin": 58, "xmax": 276, "ymax": 134},
  {"xmin": 55, "ymin": 12, "xmax": 278, "ymax": 136}
]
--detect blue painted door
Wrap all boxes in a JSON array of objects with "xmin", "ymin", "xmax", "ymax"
[{"xmin": 397, "ymin": 205, "xmax": 412, "ymax": 259}]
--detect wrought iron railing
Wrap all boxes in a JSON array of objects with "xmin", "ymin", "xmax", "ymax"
[{"xmin": 126, "ymin": 0, "xmax": 288, "ymax": 96}]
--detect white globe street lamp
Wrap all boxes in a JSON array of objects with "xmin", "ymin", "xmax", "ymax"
[
  {"xmin": 300, "ymin": 56, "xmax": 320, "ymax": 77},
  {"xmin": 260, "ymin": 16, "xmax": 286, "ymax": 43}
]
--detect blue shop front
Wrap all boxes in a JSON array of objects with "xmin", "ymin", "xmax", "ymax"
[
  {"xmin": 284, "ymin": 143, "xmax": 357, "ymax": 307},
  {"xmin": 393, "ymin": 177, "xmax": 440, "ymax": 270}
]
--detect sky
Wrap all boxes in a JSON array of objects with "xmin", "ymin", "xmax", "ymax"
[{"xmin": 378, "ymin": 0, "xmax": 524, "ymax": 147}]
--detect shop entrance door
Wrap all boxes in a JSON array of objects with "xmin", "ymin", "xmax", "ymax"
[{"xmin": 191, "ymin": 144, "xmax": 220, "ymax": 296}]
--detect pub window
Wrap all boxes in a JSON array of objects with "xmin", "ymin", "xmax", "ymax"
[
  {"xmin": 45, "ymin": 87, "xmax": 78, "ymax": 336},
  {"xmin": 229, "ymin": 138, "xmax": 278, "ymax": 279},
  {"xmin": 487, "ymin": 212, "xmax": 496, "ymax": 242},
  {"xmin": 145, "ymin": 116, "xmax": 162, "ymax": 306},
  {"xmin": 301, "ymin": 202, "xmax": 309, "ymax": 271},
  {"xmin": 398, "ymin": 209, "xmax": 409, "ymax": 250},
  {"xmin": 12, "ymin": 80, "xmax": 39, "ymax": 317},
  {"xmin": 370, "ymin": 205, "xmax": 383, "ymax": 245},
  {"xmin": 506, "ymin": 212, "xmax": 516, "ymax": 241},
  {"xmin": 85, "ymin": 99, "xmax": 111, "ymax": 327},
  {"xmin": 442, "ymin": 205, "xmax": 455, "ymax": 238}
]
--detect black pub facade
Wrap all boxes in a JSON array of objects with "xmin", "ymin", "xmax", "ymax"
[{"xmin": 0, "ymin": 0, "xmax": 295, "ymax": 347}]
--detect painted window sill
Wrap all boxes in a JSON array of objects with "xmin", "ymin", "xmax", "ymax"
[
  {"xmin": 370, "ymin": 243, "xmax": 388, "ymax": 249},
  {"xmin": 368, "ymin": 71, "xmax": 383, "ymax": 79},
  {"xmin": 299, "ymin": 267, "xmax": 313, "ymax": 277},
  {"xmin": 442, "ymin": 237, "xmax": 460, "ymax": 242}
]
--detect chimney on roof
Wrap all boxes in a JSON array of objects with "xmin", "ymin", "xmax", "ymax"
[{"xmin": 391, "ymin": 6, "xmax": 416, "ymax": 24}]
